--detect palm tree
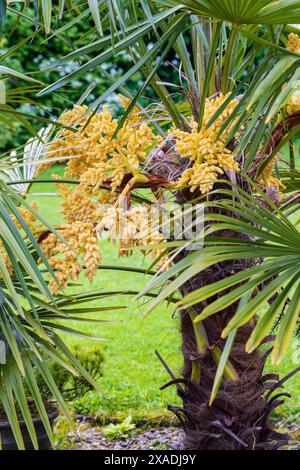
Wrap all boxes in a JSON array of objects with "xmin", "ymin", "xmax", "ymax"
[{"xmin": 4, "ymin": 0, "xmax": 300, "ymax": 450}]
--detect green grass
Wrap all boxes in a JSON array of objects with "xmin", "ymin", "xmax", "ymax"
[
  {"xmin": 61, "ymin": 248, "xmax": 182, "ymax": 425},
  {"xmin": 28, "ymin": 165, "xmax": 300, "ymax": 426},
  {"xmin": 265, "ymin": 344, "xmax": 300, "ymax": 423}
]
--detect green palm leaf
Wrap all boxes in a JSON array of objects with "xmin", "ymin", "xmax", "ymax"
[{"xmin": 159, "ymin": 1, "xmax": 300, "ymax": 24}]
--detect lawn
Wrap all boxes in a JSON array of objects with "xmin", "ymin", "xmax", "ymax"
[{"xmin": 28, "ymin": 165, "xmax": 300, "ymax": 426}]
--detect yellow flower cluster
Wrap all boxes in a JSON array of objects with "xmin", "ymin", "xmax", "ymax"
[
  {"xmin": 38, "ymin": 98, "xmax": 158, "ymax": 192},
  {"xmin": 287, "ymin": 33, "xmax": 300, "ymax": 52},
  {"xmin": 2, "ymin": 201, "xmax": 102, "ymax": 293},
  {"xmin": 37, "ymin": 104, "xmax": 114, "ymax": 177},
  {"xmin": 285, "ymin": 34, "xmax": 300, "ymax": 115},
  {"xmin": 54, "ymin": 180, "xmax": 99, "ymax": 224},
  {"xmin": 287, "ymin": 95, "xmax": 300, "ymax": 115},
  {"xmin": 39, "ymin": 97, "xmax": 159, "ymax": 227},
  {"xmin": 39, "ymin": 222, "xmax": 101, "ymax": 293},
  {"xmin": 98, "ymin": 205, "xmax": 169, "ymax": 270},
  {"xmin": 10, "ymin": 203, "xmax": 38, "ymax": 230},
  {"xmin": 176, "ymin": 163, "xmax": 224, "ymax": 194},
  {"xmin": 0, "ymin": 203, "xmax": 41, "ymax": 278},
  {"xmin": 172, "ymin": 94, "xmax": 239, "ymax": 194},
  {"xmin": 0, "ymin": 244, "xmax": 13, "ymax": 275},
  {"xmin": 202, "ymin": 93, "xmax": 239, "ymax": 138},
  {"xmin": 257, "ymin": 159, "xmax": 285, "ymax": 194},
  {"xmin": 34, "ymin": 99, "xmax": 166, "ymax": 292}
]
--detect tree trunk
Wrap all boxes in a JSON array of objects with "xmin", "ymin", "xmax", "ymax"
[
  {"xmin": 176, "ymin": 285, "xmax": 286, "ymax": 450},
  {"xmin": 147, "ymin": 148, "xmax": 289, "ymax": 450},
  {"xmin": 162, "ymin": 241, "xmax": 290, "ymax": 450}
]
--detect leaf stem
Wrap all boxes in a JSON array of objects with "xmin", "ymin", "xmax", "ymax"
[{"xmin": 221, "ymin": 24, "xmax": 238, "ymax": 94}]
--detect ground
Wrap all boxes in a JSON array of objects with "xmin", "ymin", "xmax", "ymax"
[
  {"xmin": 28, "ymin": 164, "xmax": 300, "ymax": 446},
  {"xmin": 56, "ymin": 422, "xmax": 184, "ymax": 450},
  {"xmin": 54, "ymin": 419, "xmax": 300, "ymax": 450}
]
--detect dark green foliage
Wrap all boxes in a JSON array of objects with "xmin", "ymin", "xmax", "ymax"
[
  {"xmin": 0, "ymin": 346, "xmax": 104, "ymax": 420},
  {"xmin": 0, "ymin": 9, "xmax": 135, "ymax": 151}
]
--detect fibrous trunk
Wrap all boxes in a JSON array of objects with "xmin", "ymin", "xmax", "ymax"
[
  {"xmin": 148, "ymin": 147, "xmax": 290, "ymax": 450},
  {"xmin": 166, "ymin": 227, "xmax": 288, "ymax": 450},
  {"xmin": 174, "ymin": 272, "xmax": 287, "ymax": 450}
]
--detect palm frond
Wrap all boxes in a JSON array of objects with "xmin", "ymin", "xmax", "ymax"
[{"xmin": 140, "ymin": 181, "xmax": 300, "ymax": 365}]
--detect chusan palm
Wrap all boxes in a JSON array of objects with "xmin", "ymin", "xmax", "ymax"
[{"xmin": 5, "ymin": 0, "xmax": 300, "ymax": 450}]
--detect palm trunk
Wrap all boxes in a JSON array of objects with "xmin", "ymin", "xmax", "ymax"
[
  {"xmin": 167, "ymin": 201, "xmax": 289, "ymax": 449},
  {"xmin": 147, "ymin": 146, "xmax": 291, "ymax": 450},
  {"xmin": 166, "ymin": 223, "xmax": 289, "ymax": 450},
  {"xmin": 176, "ymin": 286, "xmax": 286, "ymax": 450}
]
